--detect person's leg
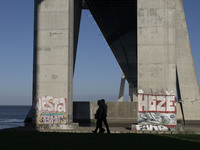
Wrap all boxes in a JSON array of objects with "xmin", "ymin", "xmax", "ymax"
[
  {"xmin": 92, "ymin": 119, "xmax": 99, "ymax": 133},
  {"xmin": 98, "ymin": 119, "xmax": 105, "ymax": 133},
  {"xmin": 103, "ymin": 118, "xmax": 110, "ymax": 133}
]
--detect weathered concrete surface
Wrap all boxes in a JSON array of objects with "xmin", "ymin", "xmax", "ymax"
[
  {"xmin": 26, "ymin": 0, "xmax": 82, "ymax": 128},
  {"xmin": 138, "ymin": 0, "xmax": 200, "ymax": 123},
  {"xmin": 138, "ymin": 0, "xmax": 176, "ymax": 96},
  {"xmin": 73, "ymin": 102, "xmax": 138, "ymax": 125},
  {"xmin": 137, "ymin": 0, "xmax": 177, "ymax": 130},
  {"xmin": 175, "ymin": 0, "xmax": 200, "ymax": 121}
]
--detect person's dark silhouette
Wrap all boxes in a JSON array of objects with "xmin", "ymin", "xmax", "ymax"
[
  {"xmin": 101, "ymin": 99, "xmax": 110, "ymax": 133},
  {"xmin": 92, "ymin": 100, "xmax": 105, "ymax": 133}
]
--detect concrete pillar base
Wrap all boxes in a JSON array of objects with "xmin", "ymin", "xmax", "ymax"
[{"xmin": 36, "ymin": 123, "xmax": 79, "ymax": 131}]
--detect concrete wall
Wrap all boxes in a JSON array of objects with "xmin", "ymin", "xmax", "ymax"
[
  {"xmin": 73, "ymin": 102, "xmax": 138, "ymax": 125},
  {"xmin": 73, "ymin": 101, "xmax": 198, "ymax": 124},
  {"xmin": 73, "ymin": 101, "xmax": 200, "ymax": 125}
]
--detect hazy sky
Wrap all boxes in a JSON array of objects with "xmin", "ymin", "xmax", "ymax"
[{"xmin": 0, "ymin": 0, "xmax": 199, "ymax": 105}]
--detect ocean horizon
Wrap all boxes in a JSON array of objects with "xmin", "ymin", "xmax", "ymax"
[{"xmin": 0, "ymin": 105, "xmax": 31, "ymax": 130}]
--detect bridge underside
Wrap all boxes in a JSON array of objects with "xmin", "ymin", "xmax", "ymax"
[
  {"xmin": 26, "ymin": 0, "xmax": 200, "ymax": 129},
  {"xmin": 85, "ymin": 0, "xmax": 137, "ymax": 86},
  {"xmin": 85, "ymin": 0, "xmax": 200, "ymax": 122}
]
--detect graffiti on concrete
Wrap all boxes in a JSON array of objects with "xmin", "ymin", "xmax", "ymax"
[
  {"xmin": 138, "ymin": 94, "xmax": 176, "ymax": 113},
  {"xmin": 138, "ymin": 112, "xmax": 176, "ymax": 125},
  {"xmin": 132, "ymin": 124, "xmax": 175, "ymax": 131},
  {"xmin": 36, "ymin": 96, "xmax": 68, "ymax": 125},
  {"xmin": 138, "ymin": 93, "xmax": 176, "ymax": 130},
  {"xmin": 49, "ymin": 124, "xmax": 76, "ymax": 130},
  {"xmin": 37, "ymin": 112, "xmax": 67, "ymax": 124},
  {"xmin": 36, "ymin": 96, "xmax": 67, "ymax": 113},
  {"xmin": 37, "ymin": 123, "xmax": 78, "ymax": 130}
]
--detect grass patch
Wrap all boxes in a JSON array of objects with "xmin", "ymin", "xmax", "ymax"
[
  {"xmin": 0, "ymin": 132, "xmax": 200, "ymax": 150},
  {"xmin": 165, "ymin": 134, "xmax": 200, "ymax": 143}
]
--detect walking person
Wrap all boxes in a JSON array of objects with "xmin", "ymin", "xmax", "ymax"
[
  {"xmin": 101, "ymin": 99, "xmax": 110, "ymax": 133},
  {"xmin": 92, "ymin": 100, "xmax": 105, "ymax": 133}
]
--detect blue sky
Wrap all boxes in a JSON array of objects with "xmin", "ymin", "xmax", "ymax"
[{"xmin": 0, "ymin": 0, "xmax": 199, "ymax": 105}]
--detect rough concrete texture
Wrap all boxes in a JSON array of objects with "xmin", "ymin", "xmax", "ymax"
[
  {"xmin": 138, "ymin": 0, "xmax": 200, "ymax": 122},
  {"xmin": 33, "ymin": 0, "xmax": 74, "ymax": 122},
  {"xmin": 137, "ymin": 0, "xmax": 177, "ymax": 130},
  {"xmin": 138, "ymin": 0, "xmax": 176, "ymax": 95},
  {"xmin": 26, "ymin": 0, "xmax": 82, "ymax": 126}
]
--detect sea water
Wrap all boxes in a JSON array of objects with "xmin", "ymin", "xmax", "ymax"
[{"xmin": 0, "ymin": 106, "xmax": 31, "ymax": 130}]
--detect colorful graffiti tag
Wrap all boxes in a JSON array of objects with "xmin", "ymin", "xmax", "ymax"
[
  {"xmin": 38, "ymin": 112, "xmax": 67, "ymax": 124},
  {"xmin": 138, "ymin": 94, "xmax": 176, "ymax": 113},
  {"xmin": 132, "ymin": 124, "xmax": 175, "ymax": 131},
  {"xmin": 138, "ymin": 112, "xmax": 176, "ymax": 125},
  {"xmin": 37, "ymin": 96, "xmax": 67, "ymax": 113},
  {"xmin": 137, "ymin": 93, "xmax": 176, "ymax": 131},
  {"xmin": 36, "ymin": 96, "xmax": 68, "ymax": 125}
]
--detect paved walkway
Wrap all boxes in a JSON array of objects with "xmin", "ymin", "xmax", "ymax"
[
  {"xmin": 1, "ymin": 124, "xmax": 200, "ymax": 134},
  {"xmin": 179, "ymin": 124, "xmax": 200, "ymax": 134}
]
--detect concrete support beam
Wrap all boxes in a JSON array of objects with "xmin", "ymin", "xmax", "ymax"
[
  {"xmin": 138, "ymin": 0, "xmax": 176, "ymax": 96},
  {"xmin": 138, "ymin": 0, "xmax": 200, "ymax": 123},
  {"xmin": 175, "ymin": 0, "xmax": 200, "ymax": 121},
  {"xmin": 26, "ymin": 0, "xmax": 82, "ymax": 129},
  {"xmin": 118, "ymin": 73, "xmax": 126, "ymax": 102},
  {"xmin": 137, "ymin": 0, "xmax": 177, "ymax": 129}
]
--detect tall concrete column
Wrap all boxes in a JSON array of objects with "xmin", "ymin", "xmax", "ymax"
[
  {"xmin": 175, "ymin": 0, "xmax": 200, "ymax": 122},
  {"xmin": 129, "ymin": 83, "xmax": 137, "ymax": 102},
  {"xmin": 138, "ymin": 0, "xmax": 176, "ymax": 96},
  {"xmin": 137, "ymin": 0, "xmax": 177, "ymax": 130},
  {"xmin": 118, "ymin": 73, "xmax": 125, "ymax": 102},
  {"xmin": 26, "ymin": 0, "xmax": 82, "ymax": 129}
]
